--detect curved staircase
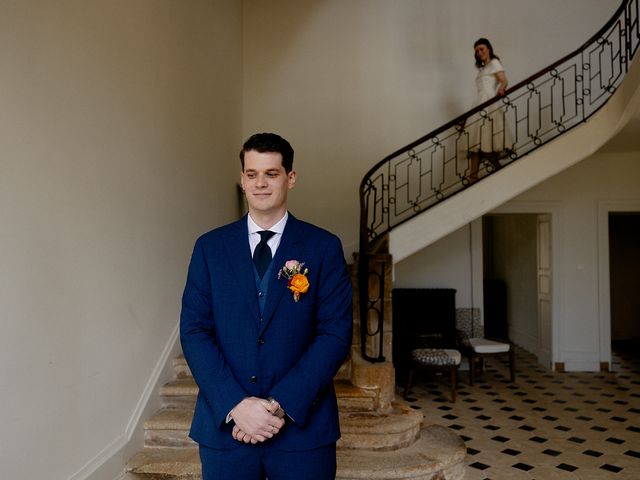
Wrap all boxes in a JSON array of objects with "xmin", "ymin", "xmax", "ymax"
[
  {"xmin": 126, "ymin": 254, "xmax": 466, "ymax": 479},
  {"xmin": 337, "ymin": 395, "xmax": 465, "ymax": 480},
  {"xmin": 126, "ymin": 353, "xmax": 465, "ymax": 480}
]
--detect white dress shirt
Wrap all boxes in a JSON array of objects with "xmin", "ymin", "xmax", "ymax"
[{"xmin": 247, "ymin": 212, "xmax": 288, "ymax": 258}]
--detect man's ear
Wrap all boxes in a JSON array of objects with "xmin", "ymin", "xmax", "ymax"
[{"xmin": 287, "ymin": 171, "xmax": 296, "ymax": 189}]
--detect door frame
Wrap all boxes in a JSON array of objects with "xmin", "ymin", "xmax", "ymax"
[
  {"xmin": 536, "ymin": 214, "xmax": 553, "ymax": 368},
  {"xmin": 490, "ymin": 201, "xmax": 561, "ymax": 367}
]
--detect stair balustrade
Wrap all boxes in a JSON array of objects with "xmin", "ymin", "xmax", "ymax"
[{"xmin": 358, "ymin": 0, "xmax": 640, "ymax": 363}]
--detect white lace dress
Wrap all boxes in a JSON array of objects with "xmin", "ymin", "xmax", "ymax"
[{"xmin": 467, "ymin": 58, "xmax": 513, "ymax": 155}]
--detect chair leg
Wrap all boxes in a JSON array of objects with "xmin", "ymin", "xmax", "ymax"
[
  {"xmin": 403, "ymin": 367, "xmax": 414, "ymax": 399},
  {"xmin": 450, "ymin": 367, "xmax": 457, "ymax": 402}
]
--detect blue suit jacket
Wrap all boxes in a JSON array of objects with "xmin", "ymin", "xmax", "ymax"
[{"xmin": 180, "ymin": 213, "xmax": 353, "ymax": 451}]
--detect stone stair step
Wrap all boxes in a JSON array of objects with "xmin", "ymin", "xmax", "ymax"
[
  {"xmin": 127, "ymin": 424, "xmax": 465, "ymax": 480},
  {"xmin": 146, "ymin": 400, "xmax": 421, "ymax": 452},
  {"xmin": 144, "ymin": 409, "xmax": 195, "ymax": 448},
  {"xmin": 335, "ymin": 380, "xmax": 378, "ymax": 412},
  {"xmin": 175, "ymin": 354, "xmax": 351, "ymax": 382},
  {"xmin": 335, "ymin": 358, "xmax": 351, "ymax": 381},
  {"xmin": 336, "ymin": 424, "xmax": 466, "ymax": 480},
  {"xmin": 338, "ymin": 403, "xmax": 422, "ymax": 451},
  {"xmin": 160, "ymin": 375, "xmax": 371, "ymax": 409},
  {"xmin": 160, "ymin": 378, "xmax": 198, "ymax": 409},
  {"xmin": 174, "ymin": 354, "xmax": 192, "ymax": 379},
  {"xmin": 160, "ymin": 378, "xmax": 198, "ymax": 396},
  {"xmin": 125, "ymin": 447, "xmax": 200, "ymax": 480}
]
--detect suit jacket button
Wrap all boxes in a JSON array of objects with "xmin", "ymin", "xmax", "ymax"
[
  {"xmin": 249, "ymin": 375, "xmax": 257, "ymax": 383},
  {"xmin": 257, "ymin": 338, "xmax": 265, "ymax": 345}
]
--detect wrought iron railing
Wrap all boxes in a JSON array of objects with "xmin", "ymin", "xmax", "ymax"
[{"xmin": 358, "ymin": 0, "xmax": 640, "ymax": 362}]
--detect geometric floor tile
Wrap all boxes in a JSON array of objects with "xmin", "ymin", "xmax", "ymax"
[{"xmin": 402, "ymin": 343, "xmax": 640, "ymax": 479}]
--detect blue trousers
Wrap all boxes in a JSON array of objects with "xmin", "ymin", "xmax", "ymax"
[{"xmin": 199, "ymin": 442, "xmax": 337, "ymax": 480}]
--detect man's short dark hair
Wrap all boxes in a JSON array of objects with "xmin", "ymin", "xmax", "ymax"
[{"xmin": 239, "ymin": 133, "xmax": 294, "ymax": 173}]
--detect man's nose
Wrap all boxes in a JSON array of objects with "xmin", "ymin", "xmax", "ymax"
[{"xmin": 256, "ymin": 174, "xmax": 268, "ymax": 187}]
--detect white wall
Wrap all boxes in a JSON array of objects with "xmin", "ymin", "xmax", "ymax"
[
  {"xmin": 0, "ymin": 1, "xmax": 242, "ymax": 479},
  {"xmin": 242, "ymin": 0, "xmax": 618, "ymax": 254},
  {"xmin": 394, "ymin": 224, "xmax": 474, "ymax": 305}
]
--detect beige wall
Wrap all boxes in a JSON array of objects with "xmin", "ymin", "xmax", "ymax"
[
  {"xmin": 242, "ymin": 0, "xmax": 617, "ymax": 255},
  {"xmin": 0, "ymin": 1, "xmax": 242, "ymax": 479},
  {"xmin": 394, "ymin": 224, "xmax": 474, "ymax": 303}
]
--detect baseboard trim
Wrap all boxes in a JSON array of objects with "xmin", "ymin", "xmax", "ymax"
[
  {"xmin": 68, "ymin": 322, "xmax": 180, "ymax": 480},
  {"xmin": 124, "ymin": 322, "xmax": 180, "ymax": 438},
  {"xmin": 69, "ymin": 433, "xmax": 128, "ymax": 480}
]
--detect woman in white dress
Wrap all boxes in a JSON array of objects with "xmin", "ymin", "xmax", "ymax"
[{"xmin": 467, "ymin": 38, "xmax": 512, "ymax": 182}]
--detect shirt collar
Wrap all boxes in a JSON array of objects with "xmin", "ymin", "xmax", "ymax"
[{"xmin": 247, "ymin": 211, "xmax": 288, "ymax": 235}]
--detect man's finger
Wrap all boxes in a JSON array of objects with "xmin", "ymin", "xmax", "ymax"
[{"xmin": 261, "ymin": 398, "xmax": 279, "ymax": 415}]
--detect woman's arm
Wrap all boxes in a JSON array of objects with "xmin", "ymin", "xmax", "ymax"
[{"xmin": 495, "ymin": 70, "xmax": 508, "ymax": 96}]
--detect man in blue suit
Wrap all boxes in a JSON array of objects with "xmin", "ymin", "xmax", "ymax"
[{"xmin": 180, "ymin": 132, "xmax": 353, "ymax": 479}]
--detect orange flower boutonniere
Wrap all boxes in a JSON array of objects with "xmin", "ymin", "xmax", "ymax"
[{"xmin": 278, "ymin": 260, "xmax": 310, "ymax": 302}]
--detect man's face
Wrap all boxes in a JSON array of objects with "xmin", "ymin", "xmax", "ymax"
[{"xmin": 240, "ymin": 150, "xmax": 296, "ymax": 220}]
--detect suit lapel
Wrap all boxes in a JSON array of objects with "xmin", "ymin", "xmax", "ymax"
[
  {"xmin": 221, "ymin": 216, "xmax": 261, "ymax": 323},
  {"xmin": 259, "ymin": 214, "xmax": 306, "ymax": 335}
]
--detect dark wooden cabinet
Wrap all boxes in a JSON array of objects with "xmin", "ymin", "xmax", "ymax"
[{"xmin": 392, "ymin": 288, "xmax": 457, "ymax": 384}]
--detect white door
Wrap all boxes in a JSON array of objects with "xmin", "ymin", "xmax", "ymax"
[{"xmin": 537, "ymin": 214, "xmax": 553, "ymax": 368}]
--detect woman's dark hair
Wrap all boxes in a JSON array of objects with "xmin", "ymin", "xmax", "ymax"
[
  {"xmin": 474, "ymin": 37, "xmax": 499, "ymax": 68},
  {"xmin": 239, "ymin": 132, "xmax": 294, "ymax": 173}
]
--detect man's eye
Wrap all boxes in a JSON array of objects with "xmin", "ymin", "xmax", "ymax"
[{"xmin": 267, "ymin": 173, "xmax": 278, "ymax": 178}]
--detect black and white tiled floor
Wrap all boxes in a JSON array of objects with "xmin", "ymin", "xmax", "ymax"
[{"xmin": 403, "ymin": 344, "xmax": 640, "ymax": 479}]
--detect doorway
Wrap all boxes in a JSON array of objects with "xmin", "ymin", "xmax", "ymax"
[
  {"xmin": 609, "ymin": 212, "xmax": 640, "ymax": 359},
  {"xmin": 483, "ymin": 213, "xmax": 552, "ymax": 367}
]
